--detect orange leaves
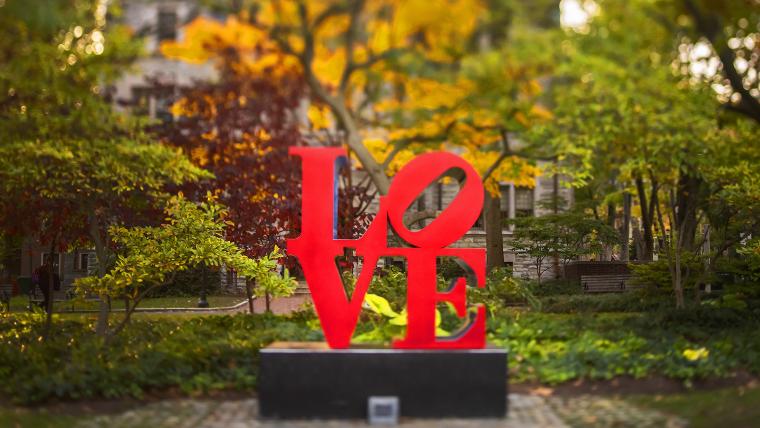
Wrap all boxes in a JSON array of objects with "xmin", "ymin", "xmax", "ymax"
[
  {"xmin": 313, "ymin": 45, "xmax": 346, "ymax": 88},
  {"xmin": 362, "ymin": 137, "xmax": 425, "ymax": 175},
  {"xmin": 160, "ymin": 17, "xmax": 263, "ymax": 63},
  {"xmin": 160, "ymin": 16, "xmax": 300, "ymax": 80},
  {"xmin": 462, "ymin": 151, "xmax": 539, "ymax": 195},
  {"xmin": 389, "ymin": 0, "xmax": 483, "ymax": 62},
  {"xmin": 401, "ymin": 78, "xmax": 474, "ymax": 111},
  {"xmin": 307, "ymin": 104, "xmax": 332, "ymax": 130}
]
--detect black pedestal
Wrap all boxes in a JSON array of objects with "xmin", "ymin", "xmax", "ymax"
[{"xmin": 258, "ymin": 342, "xmax": 508, "ymax": 419}]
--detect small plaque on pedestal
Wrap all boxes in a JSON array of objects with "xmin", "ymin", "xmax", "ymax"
[{"xmin": 258, "ymin": 342, "xmax": 508, "ymax": 420}]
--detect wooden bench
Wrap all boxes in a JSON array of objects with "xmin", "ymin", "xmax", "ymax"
[
  {"xmin": 0, "ymin": 284, "xmax": 13, "ymax": 312},
  {"xmin": 581, "ymin": 274, "xmax": 640, "ymax": 293}
]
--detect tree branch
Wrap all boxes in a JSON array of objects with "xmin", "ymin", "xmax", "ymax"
[
  {"xmin": 339, "ymin": 0, "xmax": 365, "ymax": 94},
  {"xmin": 684, "ymin": 0, "xmax": 760, "ymax": 123},
  {"xmin": 482, "ymin": 129, "xmax": 513, "ymax": 182}
]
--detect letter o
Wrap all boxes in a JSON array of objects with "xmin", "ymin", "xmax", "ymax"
[{"xmin": 385, "ymin": 152, "xmax": 484, "ymax": 248}]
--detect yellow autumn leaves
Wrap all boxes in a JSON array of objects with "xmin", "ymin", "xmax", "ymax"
[
  {"xmin": 159, "ymin": 0, "xmax": 550, "ymax": 197},
  {"xmin": 161, "ymin": 16, "xmax": 300, "ymax": 80}
]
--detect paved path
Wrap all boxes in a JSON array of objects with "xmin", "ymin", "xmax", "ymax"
[
  {"xmin": 225, "ymin": 295, "xmax": 311, "ymax": 315},
  {"xmin": 74, "ymin": 394, "xmax": 686, "ymax": 428}
]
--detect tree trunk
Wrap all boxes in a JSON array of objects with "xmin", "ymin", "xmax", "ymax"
[
  {"xmin": 635, "ymin": 176, "xmax": 657, "ymax": 261},
  {"xmin": 673, "ymin": 243, "xmax": 685, "ymax": 309},
  {"xmin": 43, "ymin": 238, "xmax": 57, "ymax": 340},
  {"xmin": 89, "ymin": 213, "xmax": 110, "ymax": 337},
  {"xmin": 552, "ymin": 173, "xmax": 561, "ymax": 277},
  {"xmin": 246, "ymin": 278, "xmax": 254, "ymax": 314},
  {"xmin": 675, "ymin": 172, "xmax": 701, "ymax": 252},
  {"xmin": 621, "ymin": 192, "xmax": 631, "ymax": 262},
  {"xmin": 303, "ymin": 72, "xmax": 390, "ymax": 195},
  {"xmin": 602, "ymin": 202, "xmax": 615, "ymax": 261},
  {"xmin": 483, "ymin": 191, "xmax": 504, "ymax": 272}
]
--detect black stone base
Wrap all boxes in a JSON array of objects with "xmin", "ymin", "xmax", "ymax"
[{"xmin": 258, "ymin": 342, "xmax": 508, "ymax": 419}]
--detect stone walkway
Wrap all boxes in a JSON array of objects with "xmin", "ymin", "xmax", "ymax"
[
  {"xmin": 73, "ymin": 394, "xmax": 686, "ymax": 428},
  {"xmin": 227, "ymin": 295, "xmax": 311, "ymax": 315}
]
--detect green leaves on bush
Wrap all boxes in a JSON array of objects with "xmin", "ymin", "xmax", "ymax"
[
  {"xmin": 489, "ymin": 310, "xmax": 760, "ymax": 384},
  {"xmin": 0, "ymin": 313, "xmax": 321, "ymax": 404}
]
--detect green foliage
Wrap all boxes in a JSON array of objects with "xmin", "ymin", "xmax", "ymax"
[
  {"xmin": 0, "ymin": 312, "xmax": 320, "ymax": 404},
  {"xmin": 630, "ymin": 255, "xmax": 709, "ymax": 291},
  {"xmin": 0, "ymin": 0, "xmax": 210, "ymax": 338},
  {"xmin": 738, "ymin": 239, "xmax": 760, "ymax": 281},
  {"xmin": 367, "ymin": 266, "xmax": 409, "ymax": 309},
  {"xmin": 539, "ymin": 291, "xmax": 673, "ymax": 313},
  {"xmin": 530, "ymin": 279, "xmax": 584, "ymax": 297},
  {"xmin": 2, "ymin": 305, "xmax": 760, "ymax": 403},
  {"xmin": 145, "ymin": 265, "xmax": 222, "ymax": 298},
  {"xmin": 353, "ymin": 293, "xmax": 448, "ymax": 344},
  {"xmin": 489, "ymin": 309, "xmax": 760, "ymax": 384},
  {"xmin": 0, "ymin": 139, "xmax": 207, "ymax": 204},
  {"xmin": 72, "ymin": 196, "xmax": 295, "ymax": 337},
  {"xmin": 510, "ymin": 212, "xmax": 619, "ymax": 283},
  {"xmin": 629, "ymin": 260, "xmax": 675, "ymax": 289},
  {"xmin": 0, "ymin": 0, "xmax": 143, "ymax": 141},
  {"xmin": 437, "ymin": 257, "xmax": 467, "ymax": 281},
  {"xmin": 470, "ymin": 268, "xmax": 542, "ymax": 312},
  {"xmin": 75, "ymin": 196, "xmax": 294, "ymax": 305}
]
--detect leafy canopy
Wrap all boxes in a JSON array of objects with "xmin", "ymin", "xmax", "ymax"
[{"xmin": 76, "ymin": 195, "xmax": 296, "ymax": 301}]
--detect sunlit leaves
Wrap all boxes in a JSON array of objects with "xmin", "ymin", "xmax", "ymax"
[{"xmin": 75, "ymin": 195, "xmax": 294, "ymax": 300}]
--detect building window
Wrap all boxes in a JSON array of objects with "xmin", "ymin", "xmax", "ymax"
[
  {"xmin": 499, "ymin": 184, "xmax": 510, "ymax": 219},
  {"xmin": 515, "ymin": 187, "xmax": 534, "ymax": 217},
  {"xmin": 41, "ymin": 253, "xmax": 62, "ymax": 275},
  {"xmin": 131, "ymin": 86, "xmax": 152, "ymax": 116},
  {"xmin": 131, "ymin": 85, "xmax": 176, "ymax": 122},
  {"xmin": 157, "ymin": 9, "xmax": 177, "ymax": 41},
  {"xmin": 154, "ymin": 91, "xmax": 175, "ymax": 123},
  {"xmin": 75, "ymin": 253, "xmax": 91, "ymax": 272}
]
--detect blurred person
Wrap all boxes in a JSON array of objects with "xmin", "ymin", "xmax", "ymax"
[{"xmin": 34, "ymin": 258, "xmax": 60, "ymax": 310}]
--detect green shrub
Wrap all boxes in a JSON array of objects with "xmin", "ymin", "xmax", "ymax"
[
  {"xmin": 146, "ymin": 264, "xmax": 223, "ymax": 297},
  {"xmin": 531, "ymin": 278, "xmax": 584, "ymax": 296},
  {"xmin": 3, "ymin": 303, "xmax": 760, "ymax": 404},
  {"xmin": 629, "ymin": 257, "xmax": 705, "ymax": 290},
  {"xmin": 540, "ymin": 291, "xmax": 673, "ymax": 313},
  {"xmin": 488, "ymin": 309, "xmax": 760, "ymax": 384},
  {"xmin": 0, "ymin": 313, "xmax": 320, "ymax": 404},
  {"xmin": 369, "ymin": 266, "xmax": 408, "ymax": 309},
  {"xmin": 470, "ymin": 268, "xmax": 541, "ymax": 311}
]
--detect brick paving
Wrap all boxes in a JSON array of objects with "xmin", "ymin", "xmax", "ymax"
[
  {"xmin": 222, "ymin": 294, "xmax": 312, "ymax": 315},
  {"xmin": 72, "ymin": 394, "xmax": 685, "ymax": 428},
  {"xmin": 546, "ymin": 395, "xmax": 687, "ymax": 428}
]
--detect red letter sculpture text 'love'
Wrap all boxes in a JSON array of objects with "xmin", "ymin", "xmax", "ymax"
[{"xmin": 287, "ymin": 147, "xmax": 486, "ymax": 349}]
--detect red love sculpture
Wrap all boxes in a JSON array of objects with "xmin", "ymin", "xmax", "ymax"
[{"xmin": 287, "ymin": 147, "xmax": 486, "ymax": 349}]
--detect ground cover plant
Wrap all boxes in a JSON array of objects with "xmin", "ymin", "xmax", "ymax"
[
  {"xmin": 0, "ymin": 312, "xmax": 320, "ymax": 404},
  {"xmin": 3, "ymin": 291, "xmax": 760, "ymax": 405}
]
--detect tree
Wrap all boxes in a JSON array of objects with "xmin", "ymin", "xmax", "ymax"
[
  {"xmin": 162, "ymin": 1, "xmax": 553, "ymax": 270},
  {"xmin": 0, "ymin": 138, "xmax": 208, "ymax": 332},
  {"xmin": 510, "ymin": 212, "xmax": 618, "ymax": 284},
  {"xmin": 76, "ymin": 195, "xmax": 296, "ymax": 339},
  {"xmin": 676, "ymin": 0, "xmax": 760, "ymax": 124},
  {"xmin": 153, "ymin": 26, "xmax": 306, "ymax": 259},
  {"xmin": 532, "ymin": 0, "xmax": 760, "ymax": 307},
  {"xmin": 155, "ymin": 19, "xmax": 376, "ymax": 271},
  {"xmin": 0, "ymin": 0, "xmax": 208, "ymax": 334}
]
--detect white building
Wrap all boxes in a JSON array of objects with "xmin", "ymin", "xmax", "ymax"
[{"xmin": 112, "ymin": 0, "xmax": 217, "ymax": 121}]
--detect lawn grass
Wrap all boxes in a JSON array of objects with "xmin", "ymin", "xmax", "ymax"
[
  {"xmin": 0, "ymin": 407, "xmax": 80, "ymax": 428},
  {"xmin": 6, "ymin": 295, "xmax": 246, "ymax": 312},
  {"xmin": 629, "ymin": 384, "xmax": 760, "ymax": 428}
]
